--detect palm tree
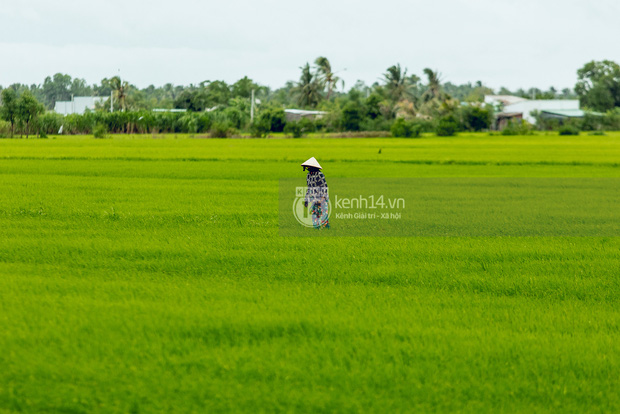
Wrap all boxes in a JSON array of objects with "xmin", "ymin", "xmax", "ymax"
[
  {"xmin": 422, "ymin": 68, "xmax": 442, "ymax": 102},
  {"xmin": 293, "ymin": 63, "xmax": 322, "ymax": 108},
  {"xmin": 314, "ymin": 57, "xmax": 341, "ymax": 101},
  {"xmin": 383, "ymin": 64, "xmax": 408, "ymax": 103},
  {"xmin": 110, "ymin": 76, "xmax": 128, "ymax": 111}
]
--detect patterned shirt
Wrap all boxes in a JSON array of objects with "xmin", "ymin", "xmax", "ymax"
[{"xmin": 305, "ymin": 171, "xmax": 329, "ymax": 205}]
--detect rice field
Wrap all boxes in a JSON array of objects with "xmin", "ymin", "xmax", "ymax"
[{"xmin": 0, "ymin": 133, "xmax": 619, "ymax": 413}]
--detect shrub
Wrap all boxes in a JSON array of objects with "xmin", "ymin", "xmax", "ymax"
[
  {"xmin": 390, "ymin": 118, "xmax": 421, "ymax": 138},
  {"xmin": 93, "ymin": 123, "xmax": 108, "ymax": 139},
  {"xmin": 258, "ymin": 108, "xmax": 286, "ymax": 132},
  {"xmin": 209, "ymin": 121, "xmax": 232, "ymax": 138},
  {"xmin": 284, "ymin": 121, "xmax": 304, "ymax": 138},
  {"xmin": 435, "ymin": 116, "xmax": 458, "ymax": 137},
  {"xmin": 588, "ymin": 130, "xmax": 606, "ymax": 135},
  {"xmin": 196, "ymin": 113, "xmax": 212, "ymax": 133},
  {"xmin": 298, "ymin": 117, "xmax": 316, "ymax": 133},
  {"xmin": 601, "ymin": 108, "xmax": 620, "ymax": 130},
  {"xmin": 177, "ymin": 114, "xmax": 198, "ymax": 134},
  {"xmin": 360, "ymin": 117, "xmax": 391, "ymax": 132},
  {"xmin": 580, "ymin": 112, "xmax": 603, "ymax": 131},
  {"xmin": 222, "ymin": 107, "xmax": 247, "ymax": 130},
  {"xmin": 250, "ymin": 117, "xmax": 270, "ymax": 138},
  {"xmin": 558, "ymin": 125, "xmax": 580, "ymax": 136},
  {"xmin": 501, "ymin": 120, "xmax": 533, "ymax": 136},
  {"xmin": 459, "ymin": 106, "xmax": 493, "ymax": 131}
]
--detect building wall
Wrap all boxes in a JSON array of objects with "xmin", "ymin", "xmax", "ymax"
[
  {"xmin": 504, "ymin": 100, "xmax": 579, "ymax": 124},
  {"xmin": 54, "ymin": 97, "xmax": 106, "ymax": 115}
]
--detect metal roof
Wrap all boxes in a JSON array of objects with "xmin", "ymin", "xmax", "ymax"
[
  {"xmin": 540, "ymin": 109, "xmax": 587, "ymax": 117},
  {"xmin": 284, "ymin": 109, "xmax": 327, "ymax": 115}
]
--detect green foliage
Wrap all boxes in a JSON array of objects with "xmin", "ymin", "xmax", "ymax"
[
  {"xmin": 293, "ymin": 63, "xmax": 323, "ymax": 108},
  {"xmin": 298, "ymin": 117, "xmax": 316, "ymax": 133},
  {"xmin": 382, "ymin": 64, "xmax": 418, "ymax": 104},
  {"xmin": 601, "ymin": 108, "xmax": 620, "ymax": 130},
  {"xmin": 580, "ymin": 112, "xmax": 603, "ymax": 131},
  {"xmin": 314, "ymin": 57, "xmax": 340, "ymax": 100},
  {"xmin": 284, "ymin": 121, "xmax": 304, "ymax": 138},
  {"xmin": 459, "ymin": 105, "xmax": 493, "ymax": 131},
  {"xmin": 0, "ymin": 88, "xmax": 19, "ymax": 137},
  {"xmin": 196, "ymin": 113, "xmax": 212, "ymax": 133},
  {"xmin": 501, "ymin": 120, "xmax": 533, "ymax": 136},
  {"xmin": 250, "ymin": 117, "xmax": 271, "ymax": 138},
  {"xmin": 558, "ymin": 125, "xmax": 580, "ymax": 136},
  {"xmin": 37, "ymin": 112, "xmax": 64, "ymax": 135},
  {"xmin": 209, "ymin": 121, "xmax": 233, "ymax": 138},
  {"xmin": 390, "ymin": 118, "xmax": 421, "ymax": 138},
  {"xmin": 341, "ymin": 101, "xmax": 362, "ymax": 131},
  {"xmin": 177, "ymin": 114, "xmax": 198, "ymax": 134},
  {"xmin": 257, "ymin": 108, "xmax": 286, "ymax": 133},
  {"xmin": 231, "ymin": 76, "xmax": 259, "ymax": 99},
  {"xmin": 575, "ymin": 60, "xmax": 620, "ymax": 112},
  {"xmin": 364, "ymin": 93, "xmax": 382, "ymax": 120},
  {"xmin": 174, "ymin": 89, "xmax": 208, "ymax": 112},
  {"xmin": 17, "ymin": 91, "xmax": 45, "ymax": 138},
  {"xmin": 221, "ymin": 107, "xmax": 247, "ymax": 130},
  {"xmin": 93, "ymin": 123, "xmax": 108, "ymax": 139},
  {"xmin": 435, "ymin": 116, "xmax": 458, "ymax": 136},
  {"xmin": 360, "ymin": 117, "xmax": 392, "ymax": 132}
]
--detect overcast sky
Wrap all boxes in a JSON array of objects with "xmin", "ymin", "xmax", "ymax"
[{"xmin": 1, "ymin": 0, "xmax": 618, "ymax": 92}]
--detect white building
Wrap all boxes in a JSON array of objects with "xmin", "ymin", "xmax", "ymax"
[
  {"xmin": 484, "ymin": 95, "xmax": 528, "ymax": 107},
  {"xmin": 284, "ymin": 109, "xmax": 327, "ymax": 122},
  {"xmin": 54, "ymin": 96, "xmax": 106, "ymax": 115},
  {"xmin": 503, "ymin": 100, "xmax": 580, "ymax": 124}
]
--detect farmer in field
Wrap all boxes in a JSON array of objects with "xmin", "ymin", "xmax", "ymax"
[{"xmin": 302, "ymin": 157, "xmax": 330, "ymax": 229}]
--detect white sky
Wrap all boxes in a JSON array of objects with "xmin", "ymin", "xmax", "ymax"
[{"xmin": 1, "ymin": 0, "xmax": 618, "ymax": 91}]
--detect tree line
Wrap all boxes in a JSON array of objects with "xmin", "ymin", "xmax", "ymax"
[{"xmin": 1, "ymin": 58, "xmax": 620, "ymax": 138}]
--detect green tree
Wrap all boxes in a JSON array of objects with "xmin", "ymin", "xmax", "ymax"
[
  {"xmin": 293, "ymin": 63, "xmax": 322, "ymax": 108},
  {"xmin": 383, "ymin": 64, "xmax": 408, "ymax": 103},
  {"xmin": 70, "ymin": 78, "xmax": 93, "ymax": 96},
  {"xmin": 575, "ymin": 60, "xmax": 620, "ymax": 111},
  {"xmin": 314, "ymin": 57, "xmax": 341, "ymax": 101},
  {"xmin": 41, "ymin": 73, "xmax": 72, "ymax": 109},
  {"xmin": 422, "ymin": 68, "xmax": 442, "ymax": 102},
  {"xmin": 231, "ymin": 76, "xmax": 260, "ymax": 99},
  {"xmin": 364, "ymin": 93, "xmax": 382, "ymax": 119},
  {"xmin": 203, "ymin": 80, "xmax": 231, "ymax": 107},
  {"xmin": 110, "ymin": 76, "xmax": 128, "ymax": 111},
  {"xmin": 342, "ymin": 101, "xmax": 362, "ymax": 131},
  {"xmin": 0, "ymin": 88, "xmax": 19, "ymax": 137},
  {"xmin": 17, "ymin": 91, "xmax": 45, "ymax": 138},
  {"xmin": 174, "ymin": 88, "xmax": 208, "ymax": 112}
]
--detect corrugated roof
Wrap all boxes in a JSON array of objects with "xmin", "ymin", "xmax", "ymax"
[
  {"xmin": 540, "ymin": 109, "xmax": 586, "ymax": 117},
  {"xmin": 285, "ymin": 109, "xmax": 327, "ymax": 115}
]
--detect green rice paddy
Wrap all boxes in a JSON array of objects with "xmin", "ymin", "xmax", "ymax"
[{"xmin": 1, "ymin": 133, "xmax": 619, "ymax": 413}]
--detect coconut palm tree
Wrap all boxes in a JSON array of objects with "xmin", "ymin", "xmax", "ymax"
[
  {"xmin": 383, "ymin": 64, "xmax": 408, "ymax": 103},
  {"xmin": 422, "ymin": 68, "xmax": 442, "ymax": 102},
  {"xmin": 110, "ymin": 76, "xmax": 128, "ymax": 111},
  {"xmin": 293, "ymin": 63, "xmax": 322, "ymax": 108},
  {"xmin": 314, "ymin": 57, "xmax": 341, "ymax": 101}
]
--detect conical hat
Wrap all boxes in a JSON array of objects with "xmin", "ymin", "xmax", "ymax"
[{"xmin": 301, "ymin": 157, "xmax": 322, "ymax": 169}]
